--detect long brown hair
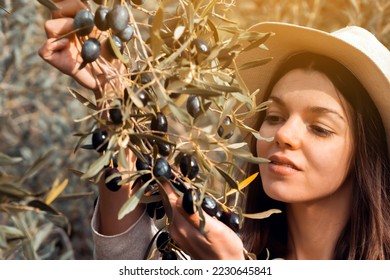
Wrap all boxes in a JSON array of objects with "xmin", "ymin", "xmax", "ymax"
[{"xmin": 240, "ymin": 52, "xmax": 390, "ymax": 259}]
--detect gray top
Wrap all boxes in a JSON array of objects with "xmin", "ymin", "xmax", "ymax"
[{"xmin": 91, "ymin": 201, "xmax": 158, "ymax": 260}]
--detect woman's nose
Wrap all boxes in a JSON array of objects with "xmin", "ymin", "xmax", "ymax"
[{"xmin": 274, "ymin": 117, "xmax": 302, "ymax": 150}]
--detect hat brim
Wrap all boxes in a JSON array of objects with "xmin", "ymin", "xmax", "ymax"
[{"xmin": 237, "ymin": 22, "xmax": 390, "ymax": 156}]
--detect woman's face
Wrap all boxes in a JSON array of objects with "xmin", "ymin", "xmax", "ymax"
[{"xmin": 257, "ymin": 69, "xmax": 354, "ymax": 203}]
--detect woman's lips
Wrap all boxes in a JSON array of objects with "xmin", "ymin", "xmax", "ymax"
[{"xmin": 267, "ymin": 155, "xmax": 301, "ymax": 175}]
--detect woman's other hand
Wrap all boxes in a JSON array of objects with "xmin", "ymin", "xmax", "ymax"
[{"xmin": 160, "ymin": 182, "xmax": 246, "ymax": 260}]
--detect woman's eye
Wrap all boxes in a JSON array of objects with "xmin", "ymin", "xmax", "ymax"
[
  {"xmin": 311, "ymin": 125, "xmax": 333, "ymax": 137},
  {"xmin": 264, "ymin": 114, "xmax": 283, "ymax": 124}
]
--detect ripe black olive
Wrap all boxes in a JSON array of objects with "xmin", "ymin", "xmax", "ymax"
[
  {"xmin": 136, "ymin": 154, "xmax": 152, "ymax": 182},
  {"xmin": 146, "ymin": 200, "xmax": 165, "ymax": 220},
  {"xmin": 138, "ymin": 90, "xmax": 149, "ymax": 107},
  {"xmin": 182, "ymin": 188, "xmax": 199, "ymax": 215},
  {"xmin": 193, "ymin": 38, "xmax": 210, "ymax": 54},
  {"xmin": 151, "ymin": 112, "xmax": 168, "ymax": 133},
  {"xmin": 73, "ymin": 9, "xmax": 94, "ymax": 36},
  {"xmin": 117, "ymin": 25, "xmax": 134, "ymax": 42},
  {"xmin": 109, "ymin": 105, "xmax": 123, "ymax": 124},
  {"xmin": 179, "ymin": 154, "xmax": 199, "ymax": 180},
  {"xmin": 140, "ymin": 74, "xmax": 152, "ymax": 85},
  {"xmin": 153, "ymin": 158, "xmax": 171, "ymax": 179},
  {"xmin": 186, "ymin": 95, "xmax": 201, "ymax": 118},
  {"xmin": 172, "ymin": 181, "xmax": 187, "ymax": 193},
  {"xmin": 104, "ymin": 167, "xmax": 122, "ymax": 192},
  {"xmin": 81, "ymin": 38, "xmax": 101, "ymax": 63},
  {"xmin": 201, "ymin": 195, "xmax": 221, "ymax": 218},
  {"xmin": 94, "ymin": 5, "xmax": 110, "ymax": 31},
  {"xmin": 217, "ymin": 116, "xmax": 235, "ymax": 139},
  {"xmin": 136, "ymin": 154, "xmax": 151, "ymax": 171},
  {"xmin": 107, "ymin": 5, "xmax": 129, "ymax": 34},
  {"xmin": 92, "ymin": 129, "xmax": 108, "ymax": 153},
  {"xmin": 162, "ymin": 251, "xmax": 177, "ymax": 260},
  {"xmin": 156, "ymin": 142, "xmax": 172, "ymax": 157},
  {"xmin": 156, "ymin": 231, "xmax": 171, "ymax": 253},
  {"xmin": 220, "ymin": 211, "xmax": 240, "ymax": 233}
]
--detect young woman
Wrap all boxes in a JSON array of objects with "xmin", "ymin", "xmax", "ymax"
[
  {"xmin": 39, "ymin": 2, "xmax": 390, "ymax": 259},
  {"xmin": 238, "ymin": 23, "xmax": 390, "ymax": 259}
]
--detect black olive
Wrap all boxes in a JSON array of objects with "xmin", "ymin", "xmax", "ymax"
[
  {"xmin": 156, "ymin": 231, "xmax": 171, "ymax": 253},
  {"xmin": 219, "ymin": 211, "xmax": 240, "ymax": 233},
  {"xmin": 186, "ymin": 95, "xmax": 201, "ymax": 118},
  {"xmin": 151, "ymin": 112, "xmax": 168, "ymax": 133},
  {"xmin": 172, "ymin": 181, "xmax": 187, "ymax": 193},
  {"xmin": 73, "ymin": 9, "xmax": 94, "ymax": 36},
  {"xmin": 162, "ymin": 251, "xmax": 177, "ymax": 260},
  {"xmin": 138, "ymin": 90, "xmax": 149, "ymax": 107},
  {"xmin": 92, "ymin": 129, "xmax": 108, "ymax": 153},
  {"xmin": 104, "ymin": 167, "xmax": 122, "ymax": 192},
  {"xmin": 109, "ymin": 105, "xmax": 123, "ymax": 124},
  {"xmin": 136, "ymin": 154, "xmax": 152, "ymax": 182},
  {"xmin": 81, "ymin": 38, "xmax": 101, "ymax": 63},
  {"xmin": 153, "ymin": 158, "xmax": 171, "ymax": 179},
  {"xmin": 146, "ymin": 200, "xmax": 165, "ymax": 220},
  {"xmin": 193, "ymin": 38, "xmax": 210, "ymax": 54},
  {"xmin": 94, "ymin": 5, "xmax": 110, "ymax": 31},
  {"xmin": 217, "ymin": 116, "xmax": 235, "ymax": 139},
  {"xmin": 117, "ymin": 25, "xmax": 134, "ymax": 42},
  {"xmin": 156, "ymin": 141, "xmax": 172, "ymax": 157},
  {"xmin": 201, "ymin": 195, "xmax": 221, "ymax": 217},
  {"xmin": 182, "ymin": 188, "xmax": 199, "ymax": 215},
  {"xmin": 107, "ymin": 5, "xmax": 129, "ymax": 34},
  {"xmin": 179, "ymin": 154, "xmax": 199, "ymax": 180}
]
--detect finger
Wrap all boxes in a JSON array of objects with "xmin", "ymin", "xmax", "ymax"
[
  {"xmin": 44, "ymin": 18, "xmax": 75, "ymax": 39},
  {"xmin": 38, "ymin": 37, "xmax": 70, "ymax": 61},
  {"xmin": 51, "ymin": 0, "xmax": 88, "ymax": 19},
  {"xmin": 159, "ymin": 181, "xmax": 180, "ymax": 207}
]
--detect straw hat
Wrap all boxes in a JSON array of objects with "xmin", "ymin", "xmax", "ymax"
[{"xmin": 237, "ymin": 22, "xmax": 390, "ymax": 156}]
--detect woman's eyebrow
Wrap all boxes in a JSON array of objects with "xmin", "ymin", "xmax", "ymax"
[
  {"xmin": 268, "ymin": 96, "xmax": 345, "ymax": 121},
  {"xmin": 309, "ymin": 106, "xmax": 345, "ymax": 121}
]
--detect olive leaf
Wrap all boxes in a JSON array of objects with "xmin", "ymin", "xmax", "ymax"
[
  {"xmin": 67, "ymin": 87, "xmax": 97, "ymax": 111},
  {"xmin": 17, "ymin": 149, "xmax": 55, "ymax": 184},
  {"xmin": 108, "ymin": 35, "xmax": 129, "ymax": 64},
  {"xmin": 0, "ymin": 225, "xmax": 25, "ymax": 248},
  {"xmin": 242, "ymin": 32, "xmax": 272, "ymax": 52},
  {"xmin": 200, "ymin": 0, "xmax": 218, "ymax": 18},
  {"xmin": 44, "ymin": 178, "xmax": 69, "ymax": 205},
  {"xmin": 27, "ymin": 199, "xmax": 61, "ymax": 215},
  {"xmin": 238, "ymin": 57, "xmax": 274, "ymax": 71},
  {"xmin": 242, "ymin": 209, "xmax": 282, "ymax": 219},
  {"xmin": 0, "ymin": 153, "xmax": 22, "ymax": 166},
  {"xmin": 214, "ymin": 165, "xmax": 238, "ymax": 190},
  {"xmin": 150, "ymin": 4, "xmax": 164, "ymax": 59},
  {"xmin": 118, "ymin": 179, "xmax": 152, "ymax": 220},
  {"xmin": 0, "ymin": 184, "xmax": 34, "ymax": 200},
  {"xmin": 226, "ymin": 172, "xmax": 258, "ymax": 196},
  {"xmin": 80, "ymin": 151, "xmax": 112, "ymax": 180}
]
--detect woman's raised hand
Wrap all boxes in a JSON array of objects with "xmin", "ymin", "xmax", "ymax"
[
  {"xmin": 160, "ymin": 183, "xmax": 246, "ymax": 260},
  {"xmin": 38, "ymin": 0, "xmax": 119, "ymax": 93}
]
